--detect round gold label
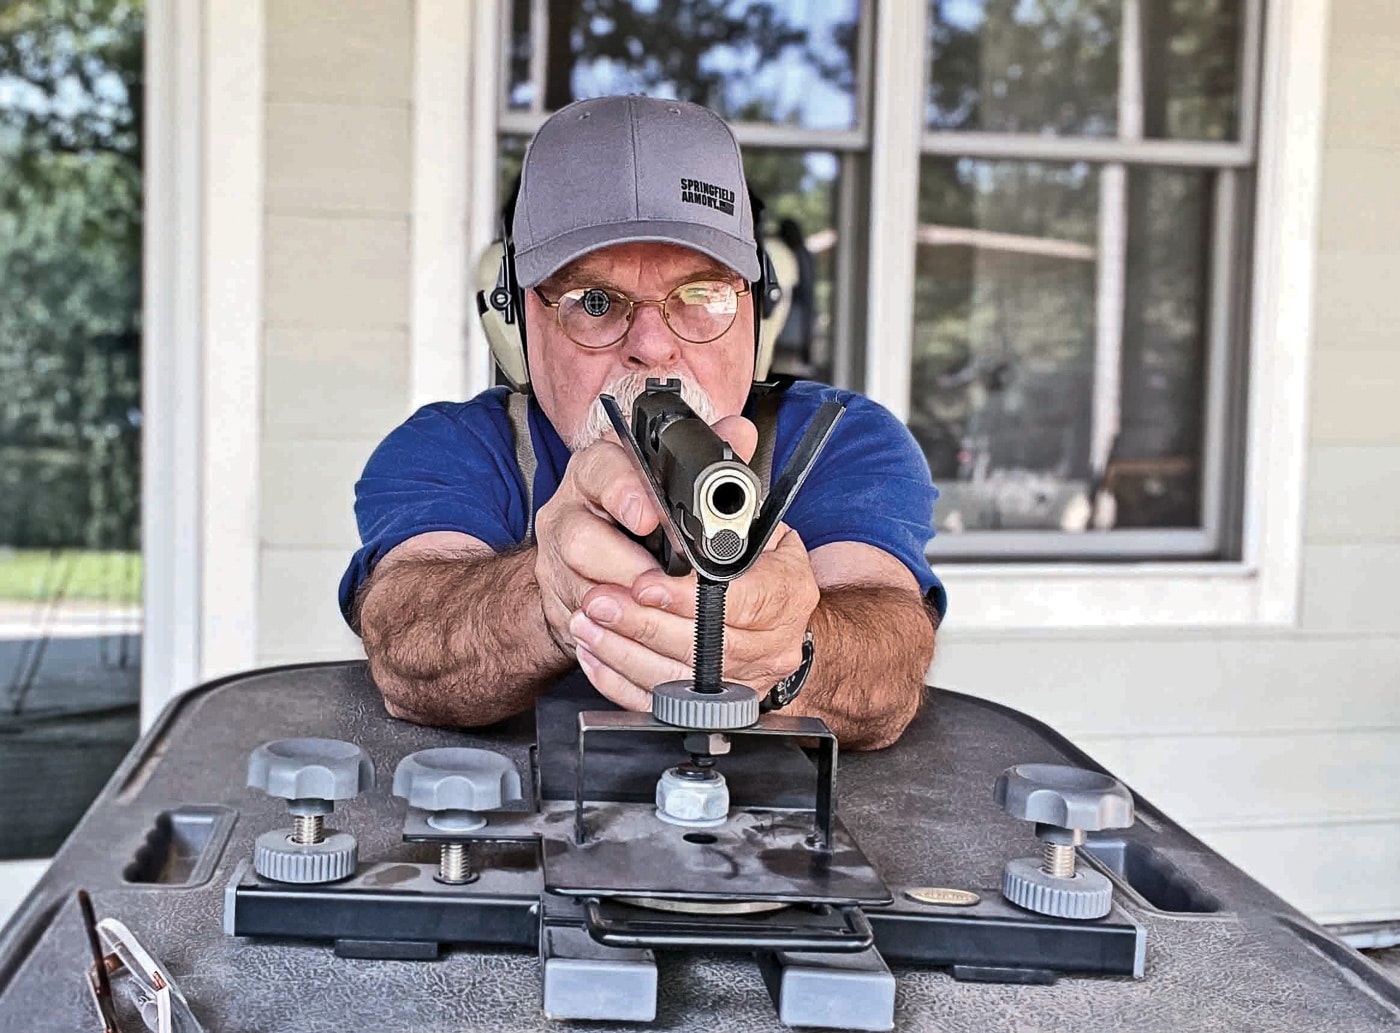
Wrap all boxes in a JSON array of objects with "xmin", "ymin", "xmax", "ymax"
[{"xmin": 904, "ymin": 887, "xmax": 980, "ymax": 907}]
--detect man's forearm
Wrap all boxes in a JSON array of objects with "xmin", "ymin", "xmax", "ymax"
[
  {"xmin": 356, "ymin": 546, "xmax": 573, "ymax": 727},
  {"xmin": 786, "ymin": 585, "xmax": 937, "ymax": 750}
]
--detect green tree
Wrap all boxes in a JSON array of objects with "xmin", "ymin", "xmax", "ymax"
[{"xmin": 0, "ymin": 0, "xmax": 143, "ymax": 550}]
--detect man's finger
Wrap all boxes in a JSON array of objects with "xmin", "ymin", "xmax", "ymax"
[
  {"xmin": 629, "ymin": 568, "xmax": 699, "ymax": 618},
  {"xmin": 580, "ymin": 584, "xmax": 695, "ymax": 665},
  {"xmin": 570, "ymin": 611, "xmax": 693, "ymax": 688},
  {"xmin": 711, "ymin": 414, "xmax": 757, "ymax": 465},
  {"xmin": 569, "ymin": 441, "xmax": 659, "ymax": 534},
  {"xmin": 553, "ymin": 509, "xmax": 661, "ymax": 586},
  {"xmin": 576, "ymin": 644, "xmax": 654, "ymax": 712}
]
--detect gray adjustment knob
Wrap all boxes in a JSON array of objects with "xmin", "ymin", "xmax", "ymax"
[
  {"xmin": 393, "ymin": 748, "xmax": 523, "ymax": 829},
  {"xmin": 651, "ymin": 679, "xmax": 760, "ymax": 729},
  {"xmin": 393, "ymin": 748, "xmax": 523, "ymax": 884},
  {"xmin": 993, "ymin": 763, "xmax": 1134, "ymax": 920},
  {"xmin": 246, "ymin": 738, "xmax": 374, "ymax": 884}
]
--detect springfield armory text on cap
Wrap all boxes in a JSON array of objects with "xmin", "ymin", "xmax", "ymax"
[{"xmin": 679, "ymin": 178, "xmax": 736, "ymax": 215}]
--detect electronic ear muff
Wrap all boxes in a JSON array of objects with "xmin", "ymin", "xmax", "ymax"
[
  {"xmin": 476, "ymin": 239, "xmax": 530, "ymax": 391},
  {"xmin": 475, "ymin": 181, "xmax": 795, "ymax": 393},
  {"xmin": 756, "ymin": 233, "xmax": 798, "ymax": 383}
]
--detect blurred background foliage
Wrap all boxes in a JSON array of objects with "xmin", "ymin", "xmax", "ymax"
[{"xmin": 0, "ymin": 0, "xmax": 143, "ymax": 556}]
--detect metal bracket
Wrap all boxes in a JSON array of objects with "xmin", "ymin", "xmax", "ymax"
[{"xmin": 573, "ymin": 709, "xmax": 837, "ymax": 849}]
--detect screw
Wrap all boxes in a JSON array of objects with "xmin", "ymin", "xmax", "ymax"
[
  {"xmin": 693, "ymin": 579, "xmax": 727, "ymax": 693},
  {"xmin": 438, "ymin": 842, "xmax": 474, "ymax": 884},
  {"xmin": 1043, "ymin": 841, "xmax": 1075, "ymax": 878},
  {"xmin": 292, "ymin": 814, "xmax": 324, "ymax": 845}
]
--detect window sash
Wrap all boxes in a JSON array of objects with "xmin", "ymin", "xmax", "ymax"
[
  {"xmin": 492, "ymin": 0, "xmax": 1264, "ymax": 561},
  {"xmin": 895, "ymin": 0, "xmax": 1263, "ymax": 559}
]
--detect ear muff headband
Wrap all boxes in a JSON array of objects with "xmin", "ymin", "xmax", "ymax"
[{"xmin": 475, "ymin": 180, "xmax": 789, "ymax": 392}]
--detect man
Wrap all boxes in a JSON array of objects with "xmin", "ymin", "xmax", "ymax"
[{"xmin": 340, "ymin": 96, "xmax": 943, "ymax": 750}]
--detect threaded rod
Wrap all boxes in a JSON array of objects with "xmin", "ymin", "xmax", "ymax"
[
  {"xmin": 693, "ymin": 579, "xmax": 727, "ymax": 693},
  {"xmin": 1042, "ymin": 842, "xmax": 1076, "ymax": 878},
  {"xmin": 291, "ymin": 814, "xmax": 324, "ymax": 845},
  {"xmin": 439, "ymin": 843, "xmax": 472, "ymax": 883}
]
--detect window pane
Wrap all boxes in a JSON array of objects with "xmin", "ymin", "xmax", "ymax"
[
  {"xmin": 506, "ymin": 0, "xmax": 861, "ymax": 130},
  {"xmin": 926, "ymin": 0, "xmax": 1242, "ymax": 141},
  {"xmin": 1116, "ymin": 165, "xmax": 1212, "ymax": 528},
  {"xmin": 0, "ymin": 2, "xmax": 143, "ymax": 857},
  {"xmin": 909, "ymin": 158, "xmax": 1211, "ymax": 535},
  {"xmin": 506, "ymin": 0, "xmax": 533, "ymax": 110}
]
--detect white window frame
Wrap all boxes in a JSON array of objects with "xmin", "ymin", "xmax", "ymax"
[
  {"xmin": 863, "ymin": 0, "xmax": 1323, "ymax": 628},
  {"xmin": 142, "ymin": 0, "xmax": 264, "ymax": 724}
]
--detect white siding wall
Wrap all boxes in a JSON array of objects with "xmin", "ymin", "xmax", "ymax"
[
  {"xmin": 251, "ymin": 1, "xmax": 1398, "ymax": 923},
  {"xmin": 259, "ymin": 0, "xmax": 416, "ymax": 664},
  {"xmin": 934, "ymin": 0, "xmax": 1400, "ymax": 924}
]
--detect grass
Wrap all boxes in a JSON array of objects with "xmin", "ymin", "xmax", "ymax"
[{"xmin": 0, "ymin": 549, "xmax": 142, "ymax": 605}]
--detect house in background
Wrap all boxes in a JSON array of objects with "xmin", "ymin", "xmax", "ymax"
[{"xmin": 2, "ymin": 0, "xmax": 1396, "ymax": 940}]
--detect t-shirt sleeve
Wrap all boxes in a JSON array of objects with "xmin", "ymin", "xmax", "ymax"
[
  {"xmin": 776, "ymin": 388, "xmax": 946, "ymax": 616},
  {"xmin": 337, "ymin": 397, "xmax": 529, "ymax": 623}
]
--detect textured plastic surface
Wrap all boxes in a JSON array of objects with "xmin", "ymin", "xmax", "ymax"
[
  {"xmin": 651, "ymin": 679, "xmax": 760, "ymax": 728},
  {"xmin": 122, "ymin": 807, "xmax": 234, "ymax": 886},
  {"xmin": 1002, "ymin": 856, "xmax": 1113, "ymax": 919},
  {"xmin": 247, "ymin": 738, "xmax": 374, "ymax": 802},
  {"xmin": 994, "ymin": 763, "xmax": 1134, "ymax": 831},
  {"xmin": 3, "ymin": 664, "xmax": 1399, "ymax": 1032},
  {"xmin": 391, "ymin": 748, "xmax": 523, "ymax": 813}
]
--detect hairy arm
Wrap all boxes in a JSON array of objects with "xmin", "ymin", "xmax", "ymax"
[
  {"xmin": 782, "ymin": 546, "xmax": 938, "ymax": 750},
  {"xmin": 355, "ymin": 428, "xmax": 672, "ymax": 726},
  {"xmin": 355, "ymin": 533, "xmax": 572, "ymax": 726}
]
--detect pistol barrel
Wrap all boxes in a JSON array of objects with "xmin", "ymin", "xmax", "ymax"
[{"xmin": 631, "ymin": 387, "xmax": 762, "ymax": 565}]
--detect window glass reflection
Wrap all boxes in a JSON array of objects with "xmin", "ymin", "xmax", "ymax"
[
  {"xmin": 926, "ymin": 0, "xmax": 1241, "ymax": 141},
  {"xmin": 507, "ymin": 0, "xmax": 860, "ymax": 130},
  {"xmin": 1115, "ymin": 166, "xmax": 1211, "ymax": 528},
  {"xmin": 910, "ymin": 158, "xmax": 1209, "ymax": 533},
  {"xmin": 740, "ymin": 149, "xmax": 840, "ymax": 381}
]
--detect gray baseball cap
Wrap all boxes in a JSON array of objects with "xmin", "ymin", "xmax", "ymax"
[{"xmin": 511, "ymin": 96, "xmax": 760, "ymax": 287}]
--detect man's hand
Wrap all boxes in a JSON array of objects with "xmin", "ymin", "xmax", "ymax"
[
  {"xmin": 568, "ymin": 523, "xmax": 818, "ymax": 711},
  {"xmin": 532, "ymin": 438, "xmax": 664, "ymax": 656}
]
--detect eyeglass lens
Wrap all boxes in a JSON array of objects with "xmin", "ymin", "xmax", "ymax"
[{"xmin": 557, "ymin": 280, "xmax": 741, "ymax": 348}]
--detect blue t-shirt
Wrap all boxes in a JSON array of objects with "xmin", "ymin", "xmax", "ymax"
[{"xmin": 339, "ymin": 381, "xmax": 945, "ymax": 622}]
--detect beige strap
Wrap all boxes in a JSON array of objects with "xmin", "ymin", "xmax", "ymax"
[
  {"xmin": 506, "ymin": 391, "xmax": 537, "ymax": 543},
  {"xmin": 751, "ymin": 391, "xmax": 782, "ymax": 489}
]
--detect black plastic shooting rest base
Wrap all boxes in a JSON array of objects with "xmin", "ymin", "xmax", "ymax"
[{"xmin": 2, "ymin": 662, "xmax": 1398, "ymax": 1031}]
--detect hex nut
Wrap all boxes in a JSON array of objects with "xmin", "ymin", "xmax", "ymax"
[
  {"xmin": 655, "ymin": 767, "xmax": 729, "ymax": 827},
  {"xmin": 682, "ymin": 732, "xmax": 732, "ymax": 756}
]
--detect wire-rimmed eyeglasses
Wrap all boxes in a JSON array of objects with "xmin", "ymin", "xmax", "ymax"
[
  {"xmin": 78, "ymin": 890, "xmax": 205, "ymax": 1033},
  {"xmin": 533, "ymin": 279, "xmax": 751, "ymax": 349}
]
